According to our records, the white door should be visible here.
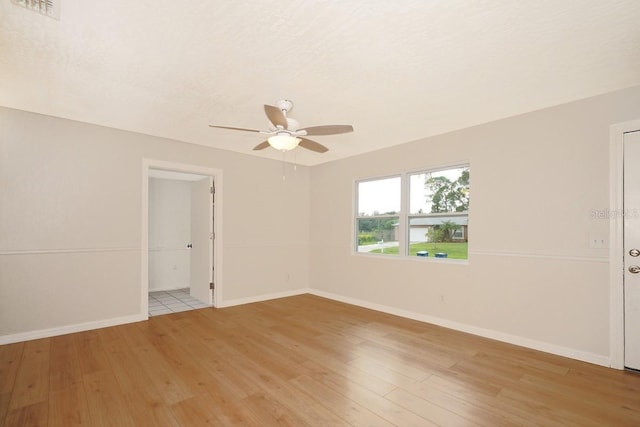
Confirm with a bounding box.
[190,176,213,305]
[623,130,640,370]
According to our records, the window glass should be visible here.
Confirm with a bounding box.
[357,177,401,216]
[410,167,469,214]
[408,166,469,259]
[356,177,400,255]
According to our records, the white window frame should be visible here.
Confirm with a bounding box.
[354,175,404,256]
[354,163,470,261]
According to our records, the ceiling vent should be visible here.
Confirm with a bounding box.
[11,0,59,20]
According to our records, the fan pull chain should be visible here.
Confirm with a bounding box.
[282,151,286,181]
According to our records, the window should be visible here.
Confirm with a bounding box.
[355,165,470,259]
[408,166,469,259]
[355,176,400,255]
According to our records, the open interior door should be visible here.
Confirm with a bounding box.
[624,130,640,370]
[190,176,213,305]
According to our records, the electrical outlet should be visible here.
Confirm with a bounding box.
[589,233,609,248]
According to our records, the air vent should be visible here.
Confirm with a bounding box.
[11,0,59,20]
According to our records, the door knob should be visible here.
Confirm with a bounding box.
[630,248,640,257]
[629,265,640,274]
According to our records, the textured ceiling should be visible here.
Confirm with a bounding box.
[1,1,639,166]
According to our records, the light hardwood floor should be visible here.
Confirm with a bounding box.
[1,294,640,426]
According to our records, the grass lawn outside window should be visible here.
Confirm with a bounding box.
[370,242,468,259]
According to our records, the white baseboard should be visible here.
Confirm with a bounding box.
[308,289,610,368]
[0,289,611,368]
[220,288,310,308]
[0,289,312,344]
[0,313,147,345]
[148,285,190,292]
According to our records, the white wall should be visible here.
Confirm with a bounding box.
[148,178,191,292]
[0,107,310,341]
[309,85,640,365]
[3,85,640,365]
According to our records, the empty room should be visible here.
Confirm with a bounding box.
[2,1,640,425]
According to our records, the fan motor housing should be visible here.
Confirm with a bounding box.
[276,99,293,113]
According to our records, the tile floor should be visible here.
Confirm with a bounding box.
[148,288,211,317]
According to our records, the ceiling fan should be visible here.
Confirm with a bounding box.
[209,100,354,153]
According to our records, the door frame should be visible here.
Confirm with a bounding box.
[609,119,640,369]
[141,159,223,317]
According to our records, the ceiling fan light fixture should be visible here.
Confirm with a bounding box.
[268,135,300,151]
[209,100,353,154]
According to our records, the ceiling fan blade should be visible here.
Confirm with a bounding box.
[253,141,271,151]
[298,138,329,153]
[302,125,353,136]
[264,105,288,129]
[209,124,261,133]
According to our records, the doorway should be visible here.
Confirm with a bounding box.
[141,159,222,318]
[610,120,640,370]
